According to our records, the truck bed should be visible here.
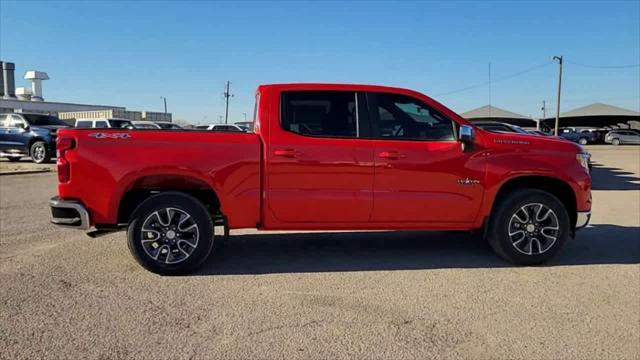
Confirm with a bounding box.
[56,129,261,228]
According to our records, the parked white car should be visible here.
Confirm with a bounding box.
[75,118,134,129]
[196,124,246,132]
[195,124,246,132]
[132,121,162,129]
[155,121,183,130]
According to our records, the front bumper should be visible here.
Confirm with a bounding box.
[576,211,591,230]
[49,196,90,230]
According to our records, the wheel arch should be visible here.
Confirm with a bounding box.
[116,174,223,224]
[490,175,577,231]
[27,136,47,150]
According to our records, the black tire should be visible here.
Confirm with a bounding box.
[488,189,570,265]
[612,138,620,146]
[127,191,214,275]
[7,157,21,162]
[30,141,51,164]
[578,137,588,145]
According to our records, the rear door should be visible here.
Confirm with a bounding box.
[366,92,485,224]
[622,131,640,144]
[265,90,375,223]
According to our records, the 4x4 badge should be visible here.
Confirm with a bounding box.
[457,178,480,185]
[89,133,130,139]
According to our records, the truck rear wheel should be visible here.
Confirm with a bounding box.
[127,192,214,275]
[488,189,570,265]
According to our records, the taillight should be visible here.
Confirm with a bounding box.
[57,138,75,183]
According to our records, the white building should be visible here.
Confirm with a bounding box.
[0,60,172,124]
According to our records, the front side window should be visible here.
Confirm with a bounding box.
[370,93,455,141]
[9,115,26,128]
[94,121,109,128]
[281,91,357,138]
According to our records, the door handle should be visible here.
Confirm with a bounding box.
[274,149,297,158]
[378,151,404,160]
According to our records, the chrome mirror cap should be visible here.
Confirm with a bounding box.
[459,125,474,143]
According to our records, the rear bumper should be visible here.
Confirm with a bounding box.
[576,211,591,230]
[49,196,90,230]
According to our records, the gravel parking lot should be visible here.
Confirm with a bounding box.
[1,146,638,359]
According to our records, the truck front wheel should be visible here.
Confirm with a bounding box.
[127,192,215,275]
[488,189,570,265]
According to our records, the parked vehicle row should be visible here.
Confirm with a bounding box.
[0,113,69,163]
[0,114,189,163]
[604,130,640,145]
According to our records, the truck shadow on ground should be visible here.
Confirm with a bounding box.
[590,162,640,190]
[197,224,639,275]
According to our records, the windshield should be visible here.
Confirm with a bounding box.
[22,114,68,126]
[109,119,134,129]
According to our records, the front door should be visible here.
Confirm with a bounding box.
[266,90,375,224]
[0,115,29,153]
[366,92,485,224]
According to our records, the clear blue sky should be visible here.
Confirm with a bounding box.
[1,0,638,123]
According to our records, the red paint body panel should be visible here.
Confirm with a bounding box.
[57,131,261,228]
[55,83,591,232]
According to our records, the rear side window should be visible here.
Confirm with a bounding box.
[76,121,92,128]
[281,91,357,138]
[369,93,455,141]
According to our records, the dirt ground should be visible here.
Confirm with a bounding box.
[0,145,638,359]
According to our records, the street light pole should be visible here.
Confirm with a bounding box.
[160,96,167,114]
[553,56,563,136]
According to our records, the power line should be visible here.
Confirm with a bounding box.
[434,61,553,97]
[565,60,640,69]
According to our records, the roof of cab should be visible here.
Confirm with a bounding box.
[257,83,425,97]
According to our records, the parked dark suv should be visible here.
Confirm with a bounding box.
[558,127,599,145]
[0,113,69,163]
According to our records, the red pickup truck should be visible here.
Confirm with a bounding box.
[50,83,592,274]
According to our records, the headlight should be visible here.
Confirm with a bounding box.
[576,153,590,171]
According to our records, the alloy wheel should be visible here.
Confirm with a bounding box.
[140,208,200,264]
[507,203,559,255]
[32,144,46,162]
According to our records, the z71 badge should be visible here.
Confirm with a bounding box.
[89,133,131,139]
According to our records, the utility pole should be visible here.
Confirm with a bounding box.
[160,96,167,114]
[553,56,563,136]
[488,62,492,118]
[539,100,546,130]
[223,81,234,124]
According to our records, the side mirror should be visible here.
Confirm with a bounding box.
[459,125,474,152]
[459,125,474,143]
